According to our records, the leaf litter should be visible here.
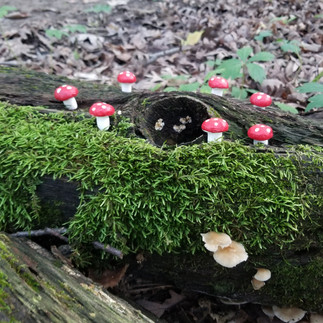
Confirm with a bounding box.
[0,0,322,321]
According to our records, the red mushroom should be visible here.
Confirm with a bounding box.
[117,71,136,93]
[208,76,229,96]
[54,85,79,110]
[250,92,272,108]
[89,102,115,131]
[247,124,273,145]
[201,118,229,142]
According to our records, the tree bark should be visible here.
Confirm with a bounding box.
[0,233,154,323]
[0,66,322,147]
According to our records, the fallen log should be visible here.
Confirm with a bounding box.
[0,65,322,147]
[0,66,322,314]
[0,233,154,322]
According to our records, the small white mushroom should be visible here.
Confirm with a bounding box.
[173,124,186,133]
[251,278,265,290]
[254,268,271,282]
[155,118,165,131]
[213,241,248,268]
[201,231,232,252]
[272,306,306,323]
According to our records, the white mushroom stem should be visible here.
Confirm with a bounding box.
[211,88,224,96]
[96,116,111,131]
[63,97,78,110]
[253,139,269,145]
[120,83,133,93]
[207,132,223,143]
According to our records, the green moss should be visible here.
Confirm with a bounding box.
[0,103,322,260]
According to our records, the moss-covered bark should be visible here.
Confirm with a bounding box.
[0,233,154,322]
[0,66,322,147]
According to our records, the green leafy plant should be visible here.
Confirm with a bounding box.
[0,5,16,18]
[254,30,273,42]
[278,39,300,55]
[45,24,87,40]
[274,102,298,114]
[297,82,323,112]
[85,4,112,13]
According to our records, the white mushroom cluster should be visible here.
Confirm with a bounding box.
[155,118,165,131]
[261,305,306,323]
[251,268,271,290]
[201,231,248,268]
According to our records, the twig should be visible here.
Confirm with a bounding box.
[92,241,123,259]
[145,47,181,66]
[10,227,123,259]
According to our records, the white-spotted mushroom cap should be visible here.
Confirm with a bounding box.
[251,278,265,290]
[213,241,248,268]
[272,306,306,323]
[247,124,273,142]
[208,76,229,89]
[201,118,229,134]
[250,92,272,107]
[201,231,232,252]
[117,71,136,83]
[89,102,115,117]
[54,84,78,101]
[254,268,271,282]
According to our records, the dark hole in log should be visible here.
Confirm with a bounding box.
[144,96,210,146]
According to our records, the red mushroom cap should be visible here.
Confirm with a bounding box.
[117,71,136,84]
[201,118,229,133]
[247,124,273,141]
[89,102,115,117]
[208,76,229,89]
[250,92,272,107]
[54,85,78,101]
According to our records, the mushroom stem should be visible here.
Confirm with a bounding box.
[211,88,224,97]
[120,83,133,93]
[253,139,269,145]
[207,132,223,143]
[96,116,111,131]
[63,97,78,110]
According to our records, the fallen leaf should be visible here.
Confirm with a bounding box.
[182,31,204,46]
[88,264,129,288]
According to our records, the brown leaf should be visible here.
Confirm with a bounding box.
[88,264,129,288]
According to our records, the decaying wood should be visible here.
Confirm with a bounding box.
[0,233,154,323]
[0,66,322,147]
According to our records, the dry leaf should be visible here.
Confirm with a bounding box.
[182,30,204,46]
[88,264,129,288]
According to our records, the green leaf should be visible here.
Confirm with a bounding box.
[217,59,242,80]
[246,63,266,83]
[65,24,87,33]
[179,82,201,92]
[248,51,275,62]
[86,4,112,13]
[200,84,212,94]
[305,94,323,112]
[274,102,298,114]
[45,29,69,40]
[254,30,273,42]
[231,86,248,99]
[297,82,323,93]
[237,46,253,62]
[204,70,217,83]
[280,40,300,54]
[163,87,178,92]
[0,6,17,18]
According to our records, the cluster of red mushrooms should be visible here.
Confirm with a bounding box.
[54,72,273,145]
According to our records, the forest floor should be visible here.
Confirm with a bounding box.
[0,0,322,322]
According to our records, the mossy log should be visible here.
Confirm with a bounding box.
[0,233,154,322]
[0,66,322,147]
[0,67,323,314]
